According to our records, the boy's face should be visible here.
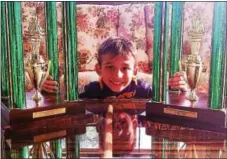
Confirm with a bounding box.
[96,53,137,92]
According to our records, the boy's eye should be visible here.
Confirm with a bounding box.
[105,65,114,69]
[122,67,130,71]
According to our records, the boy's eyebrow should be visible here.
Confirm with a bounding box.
[103,61,113,65]
[103,62,131,65]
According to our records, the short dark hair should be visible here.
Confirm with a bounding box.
[97,37,136,65]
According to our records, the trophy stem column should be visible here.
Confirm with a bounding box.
[63,1,78,101]
[62,2,80,159]
[6,2,29,158]
[162,2,171,102]
[45,2,62,158]
[209,2,227,109]
[46,2,59,86]
[1,1,11,106]
[152,2,163,102]
[170,2,183,78]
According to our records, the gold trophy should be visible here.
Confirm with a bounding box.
[180,17,204,101]
[24,11,51,102]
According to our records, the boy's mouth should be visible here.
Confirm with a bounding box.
[110,80,124,86]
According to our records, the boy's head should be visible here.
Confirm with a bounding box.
[95,37,137,92]
[113,112,137,153]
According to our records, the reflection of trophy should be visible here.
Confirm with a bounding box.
[25,11,51,102]
[180,17,204,101]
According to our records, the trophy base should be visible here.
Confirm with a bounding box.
[7,115,87,148]
[32,91,42,102]
[146,92,226,133]
[146,102,226,133]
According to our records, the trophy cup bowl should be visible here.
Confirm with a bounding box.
[25,55,51,102]
[179,27,204,101]
[181,54,202,101]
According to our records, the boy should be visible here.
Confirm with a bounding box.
[79,37,152,99]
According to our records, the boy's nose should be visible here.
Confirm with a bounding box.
[115,69,123,78]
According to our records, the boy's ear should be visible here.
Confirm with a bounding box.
[95,63,102,76]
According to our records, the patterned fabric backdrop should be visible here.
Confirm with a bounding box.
[21,2,214,92]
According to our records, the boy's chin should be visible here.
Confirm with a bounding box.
[110,87,125,93]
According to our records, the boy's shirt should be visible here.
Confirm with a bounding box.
[79,79,153,99]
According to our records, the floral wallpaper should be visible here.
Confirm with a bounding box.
[76,4,118,71]
[118,4,151,73]
[144,4,155,67]
[21,2,215,93]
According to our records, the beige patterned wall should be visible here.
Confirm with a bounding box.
[21,2,214,92]
[76,4,119,71]
[118,4,152,73]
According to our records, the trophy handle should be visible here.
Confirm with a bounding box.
[24,64,36,90]
[178,60,189,85]
[25,71,33,86]
[37,60,51,90]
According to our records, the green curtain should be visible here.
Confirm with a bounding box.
[162,2,171,102]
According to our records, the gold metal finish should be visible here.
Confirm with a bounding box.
[181,53,203,101]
